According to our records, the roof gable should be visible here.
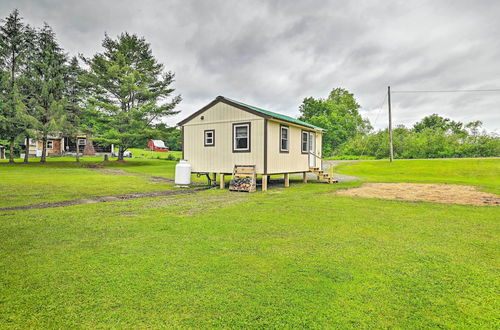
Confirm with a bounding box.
[178,96,325,131]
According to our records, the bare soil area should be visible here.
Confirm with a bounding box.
[92,168,174,182]
[337,183,500,206]
[0,188,208,211]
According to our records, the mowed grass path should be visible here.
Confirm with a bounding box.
[0,159,499,327]
[335,158,500,194]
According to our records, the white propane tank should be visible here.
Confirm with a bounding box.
[175,160,191,185]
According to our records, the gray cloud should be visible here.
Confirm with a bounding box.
[2,0,499,131]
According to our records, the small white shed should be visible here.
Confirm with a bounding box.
[178,96,331,190]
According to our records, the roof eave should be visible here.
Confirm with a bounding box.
[177,96,271,126]
[178,96,326,131]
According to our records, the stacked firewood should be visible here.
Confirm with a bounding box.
[229,176,256,192]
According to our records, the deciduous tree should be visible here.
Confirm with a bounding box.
[299,88,371,156]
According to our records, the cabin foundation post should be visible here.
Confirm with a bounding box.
[284,173,290,187]
[262,175,268,192]
[219,174,225,189]
[303,172,308,183]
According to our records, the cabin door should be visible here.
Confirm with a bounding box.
[308,132,316,168]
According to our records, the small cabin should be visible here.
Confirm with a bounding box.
[178,96,329,191]
[148,140,169,152]
[21,136,113,158]
[64,136,113,155]
[22,136,65,157]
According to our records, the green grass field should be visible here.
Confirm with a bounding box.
[335,158,500,194]
[128,148,182,160]
[0,158,498,327]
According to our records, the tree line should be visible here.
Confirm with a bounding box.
[0,9,181,163]
[299,88,500,159]
[2,9,497,163]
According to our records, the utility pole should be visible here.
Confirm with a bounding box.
[388,86,394,162]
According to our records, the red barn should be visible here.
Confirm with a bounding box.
[147,140,169,152]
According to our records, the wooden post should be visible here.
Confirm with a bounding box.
[303,172,308,183]
[262,175,268,192]
[284,173,290,187]
[388,86,394,162]
[219,174,225,189]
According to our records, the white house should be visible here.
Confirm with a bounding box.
[178,96,334,190]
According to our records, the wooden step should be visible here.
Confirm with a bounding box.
[309,168,338,184]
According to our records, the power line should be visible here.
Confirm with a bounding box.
[392,89,500,94]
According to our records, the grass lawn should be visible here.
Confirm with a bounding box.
[128,148,182,160]
[0,158,181,208]
[0,158,499,327]
[335,158,500,194]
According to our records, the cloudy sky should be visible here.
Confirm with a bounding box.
[2,0,499,132]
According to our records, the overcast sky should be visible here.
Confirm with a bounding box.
[2,0,499,132]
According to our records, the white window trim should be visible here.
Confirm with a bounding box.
[301,131,309,153]
[78,138,86,146]
[233,123,250,152]
[204,130,214,146]
[46,141,54,149]
[280,125,289,152]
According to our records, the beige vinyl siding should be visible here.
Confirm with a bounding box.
[183,102,265,173]
[266,120,321,174]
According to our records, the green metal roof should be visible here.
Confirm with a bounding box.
[222,96,325,131]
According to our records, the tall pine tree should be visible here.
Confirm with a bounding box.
[63,56,85,161]
[0,9,32,163]
[83,33,181,160]
[19,24,38,163]
[23,23,67,163]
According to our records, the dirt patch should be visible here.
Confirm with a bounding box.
[0,188,209,212]
[336,183,500,206]
[81,163,103,168]
[91,168,174,183]
[92,168,129,175]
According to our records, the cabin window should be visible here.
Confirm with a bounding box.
[204,130,215,146]
[280,125,289,152]
[301,131,309,153]
[78,138,86,146]
[233,122,250,152]
[46,141,53,149]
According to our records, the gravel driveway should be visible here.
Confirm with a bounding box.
[321,160,360,182]
[288,160,360,183]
